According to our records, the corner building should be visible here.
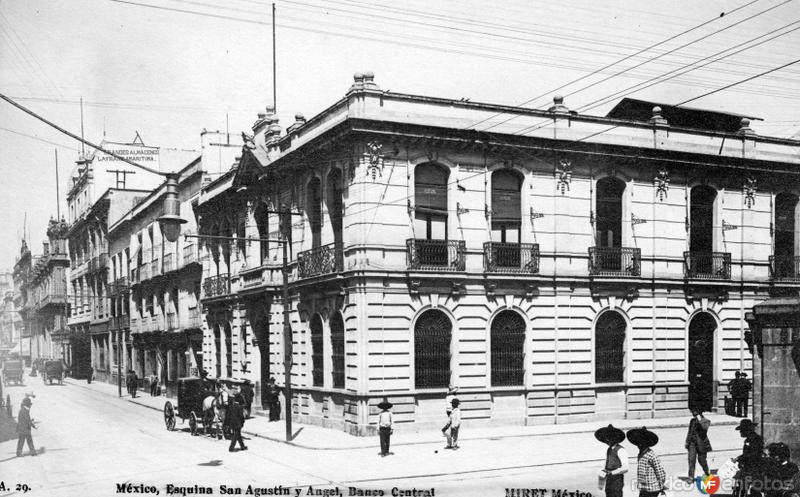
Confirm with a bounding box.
[199,73,800,435]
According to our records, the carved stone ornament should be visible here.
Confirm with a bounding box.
[365,140,384,180]
[743,176,757,208]
[241,132,256,150]
[556,159,572,194]
[654,168,669,201]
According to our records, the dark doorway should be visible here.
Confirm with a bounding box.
[688,312,716,412]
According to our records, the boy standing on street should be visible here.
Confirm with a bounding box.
[595,424,628,497]
[377,398,393,457]
[446,398,461,450]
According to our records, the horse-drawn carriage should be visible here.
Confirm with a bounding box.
[42,360,65,385]
[163,377,229,438]
[2,360,24,386]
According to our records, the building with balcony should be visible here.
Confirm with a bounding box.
[66,135,199,381]
[107,130,239,394]
[12,240,33,364]
[27,218,71,362]
[0,270,22,355]
[196,73,800,435]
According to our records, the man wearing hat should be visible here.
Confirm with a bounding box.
[227,395,247,453]
[627,427,666,497]
[16,396,37,457]
[734,419,764,497]
[595,424,629,497]
[735,372,752,418]
[686,408,712,480]
[764,443,798,497]
[445,398,462,450]
[377,398,393,457]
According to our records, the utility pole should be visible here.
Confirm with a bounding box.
[55,149,60,219]
[272,2,277,111]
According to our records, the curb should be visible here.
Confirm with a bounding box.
[64,379,741,451]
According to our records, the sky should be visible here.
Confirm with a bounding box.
[2,0,800,270]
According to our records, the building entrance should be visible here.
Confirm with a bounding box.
[688,313,716,411]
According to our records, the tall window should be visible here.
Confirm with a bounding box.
[255,203,269,264]
[307,178,323,249]
[690,186,716,253]
[214,323,221,378]
[490,310,526,386]
[775,193,798,276]
[310,314,324,387]
[326,169,343,247]
[596,177,625,248]
[224,323,232,378]
[330,312,345,389]
[414,309,451,389]
[595,311,626,383]
[491,170,522,243]
[414,163,449,240]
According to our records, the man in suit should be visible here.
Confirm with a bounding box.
[266,377,281,422]
[227,396,247,452]
[686,408,712,479]
[735,372,752,418]
[16,397,37,457]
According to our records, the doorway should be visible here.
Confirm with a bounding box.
[688,312,717,411]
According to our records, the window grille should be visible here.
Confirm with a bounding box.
[330,312,345,389]
[595,311,626,383]
[224,324,232,378]
[414,310,451,389]
[491,310,526,386]
[310,314,324,387]
[214,324,221,378]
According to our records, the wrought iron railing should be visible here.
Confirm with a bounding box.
[240,268,263,288]
[298,242,344,278]
[589,247,641,277]
[684,251,731,280]
[203,274,231,298]
[769,255,800,281]
[406,239,466,271]
[483,242,539,274]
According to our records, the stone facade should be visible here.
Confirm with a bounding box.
[196,74,800,435]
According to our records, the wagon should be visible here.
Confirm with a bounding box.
[2,360,24,386]
[42,360,65,385]
[163,377,224,438]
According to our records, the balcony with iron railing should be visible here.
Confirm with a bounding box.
[110,314,130,330]
[588,247,641,277]
[109,277,129,296]
[298,242,344,278]
[203,274,231,298]
[151,258,161,278]
[240,267,264,288]
[684,251,731,280]
[483,242,539,274]
[769,255,800,282]
[406,239,466,271]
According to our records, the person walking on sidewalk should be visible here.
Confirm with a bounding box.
[227,396,248,452]
[627,427,666,497]
[129,370,139,398]
[377,398,393,457]
[445,398,461,450]
[87,366,93,384]
[595,424,628,497]
[16,396,37,457]
[266,377,281,422]
[149,371,158,397]
[441,385,458,437]
[735,372,752,418]
[686,408,712,480]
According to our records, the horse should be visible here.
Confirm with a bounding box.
[201,388,229,439]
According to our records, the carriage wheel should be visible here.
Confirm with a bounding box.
[189,412,198,436]
[163,401,176,431]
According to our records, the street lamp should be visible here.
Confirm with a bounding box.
[157,174,187,243]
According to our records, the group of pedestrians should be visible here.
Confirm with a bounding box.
[126,370,139,398]
[596,411,800,497]
[728,371,753,417]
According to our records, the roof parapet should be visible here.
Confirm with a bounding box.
[649,106,669,126]
[548,95,570,114]
[737,118,756,136]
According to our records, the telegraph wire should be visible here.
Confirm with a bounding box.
[0,127,81,152]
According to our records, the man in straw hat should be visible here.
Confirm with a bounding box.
[16,396,37,457]
[627,427,666,497]
[733,419,764,497]
[377,398,393,457]
[595,424,629,497]
[686,408,712,480]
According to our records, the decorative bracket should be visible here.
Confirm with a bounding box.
[723,220,739,232]
[484,281,497,298]
[743,176,757,208]
[654,168,670,201]
[451,282,466,298]
[456,203,469,216]
[556,159,572,194]
[631,213,647,226]
[525,284,538,300]
[530,208,545,222]
[408,279,422,296]
[365,140,384,180]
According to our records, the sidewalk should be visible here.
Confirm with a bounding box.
[65,378,741,450]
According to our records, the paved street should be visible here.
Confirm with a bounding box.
[1,377,745,497]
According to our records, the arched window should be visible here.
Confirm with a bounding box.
[491,169,522,243]
[490,310,526,386]
[414,309,451,389]
[310,314,324,387]
[596,177,625,248]
[688,312,717,412]
[307,177,322,249]
[595,311,626,383]
[414,163,449,240]
[330,312,345,389]
[254,203,269,264]
[775,193,799,278]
